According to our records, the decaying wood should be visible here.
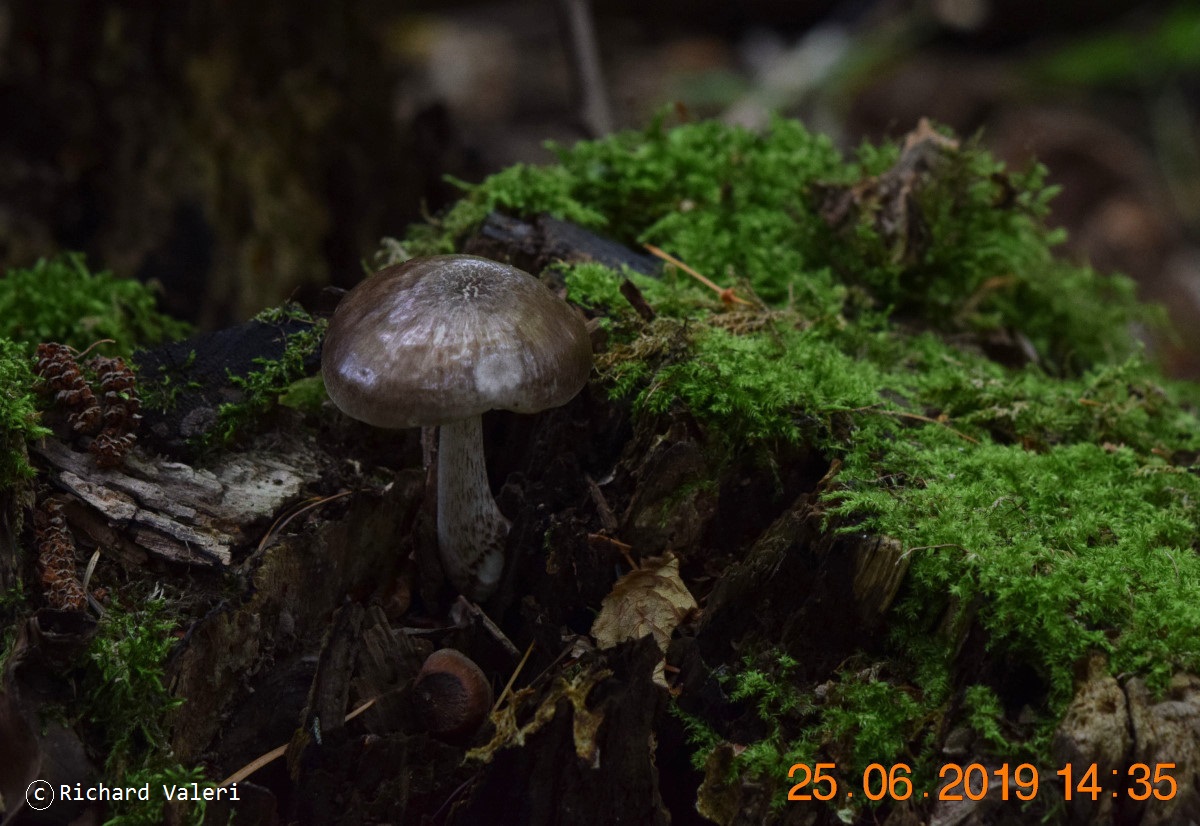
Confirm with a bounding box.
[169,469,425,764]
[33,435,319,567]
[851,534,911,631]
[353,605,428,733]
[1048,656,1200,825]
[0,611,100,824]
[463,212,661,279]
[298,601,365,746]
[816,117,960,265]
[1124,675,1200,825]
[697,489,827,656]
[1051,654,1131,826]
[619,421,716,555]
[283,603,469,823]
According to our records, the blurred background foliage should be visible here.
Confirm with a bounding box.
[1,0,1198,374]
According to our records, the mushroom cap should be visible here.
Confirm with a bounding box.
[322,255,593,428]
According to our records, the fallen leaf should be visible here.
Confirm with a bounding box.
[591,554,698,686]
[467,666,612,764]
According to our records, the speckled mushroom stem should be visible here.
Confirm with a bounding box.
[437,415,511,600]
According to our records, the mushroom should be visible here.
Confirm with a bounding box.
[412,647,493,742]
[321,254,592,599]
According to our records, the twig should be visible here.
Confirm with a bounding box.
[82,548,105,617]
[221,744,287,787]
[74,338,117,359]
[851,405,980,445]
[493,640,535,713]
[220,695,380,786]
[644,244,753,307]
[256,490,354,552]
[587,533,637,569]
[585,474,619,533]
[901,543,967,560]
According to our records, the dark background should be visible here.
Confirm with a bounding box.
[1,0,1198,375]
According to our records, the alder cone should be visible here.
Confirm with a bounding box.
[33,498,87,612]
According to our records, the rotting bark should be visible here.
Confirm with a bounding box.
[33,435,322,568]
[168,468,425,765]
[463,212,662,281]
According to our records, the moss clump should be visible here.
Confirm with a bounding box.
[410,115,1149,372]
[81,599,208,825]
[84,599,183,777]
[0,253,189,357]
[408,116,1200,814]
[680,653,942,816]
[205,304,326,448]
[0,338,51,489]
[835,435,1200,699]
[140,349,200,415]
[718,653,820,791]
[0,253,187,487]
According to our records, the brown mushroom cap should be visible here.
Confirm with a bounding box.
[322,255,593,428]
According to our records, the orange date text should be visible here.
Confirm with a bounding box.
[786,762,1179,803]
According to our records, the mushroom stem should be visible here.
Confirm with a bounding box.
[436,416,511,599]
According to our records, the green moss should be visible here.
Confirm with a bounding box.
[277,374,329,412]
[0,338,51,489]
[834,435,1200,702]
[140,350,200,414]
[205,304,327,447]
[83,599,183,777]
[78,599,207,826]
[962,685,1013,753]
[0,253,189,356]
[0,580,29,670]
[821,673,933,783]
[670,704,723,772]
[691,652,821,805]
[928,357,1200,451]
[102,764,209,826]
[702,652,939,814]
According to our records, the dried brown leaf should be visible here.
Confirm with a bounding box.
[591,554,697,653]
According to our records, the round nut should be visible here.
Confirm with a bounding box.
[412,648,493,742]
